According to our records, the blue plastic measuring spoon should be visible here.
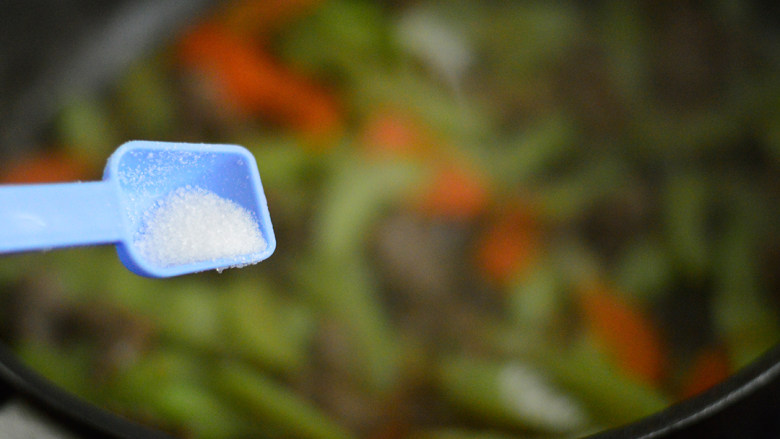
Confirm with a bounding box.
[0,140,275,278]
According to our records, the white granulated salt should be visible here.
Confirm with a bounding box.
[136,186,266,267]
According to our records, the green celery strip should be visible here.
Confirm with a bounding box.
[536,338,669,427]
[437,355,588,433]
[297,253,400,393]
[215,361,354,439]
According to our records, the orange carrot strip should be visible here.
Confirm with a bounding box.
[359,111,434,160]
[578,282,666,385]
[412,160,490,220]
[1,151,90,184]
[680,346,731,399]
[474,205,539,286]
[177,23,342,141]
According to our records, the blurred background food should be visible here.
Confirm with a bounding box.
[1,1,779,438]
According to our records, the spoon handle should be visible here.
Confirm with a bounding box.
[0,181,122,253]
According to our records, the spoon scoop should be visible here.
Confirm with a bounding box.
[0,140,276,277]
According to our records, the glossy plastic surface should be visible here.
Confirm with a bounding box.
[0,140,275,277]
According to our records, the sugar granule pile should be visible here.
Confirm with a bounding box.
[136,186,266,267]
